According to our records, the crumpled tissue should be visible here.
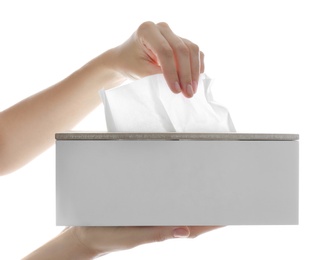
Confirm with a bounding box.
[100,74,235,132]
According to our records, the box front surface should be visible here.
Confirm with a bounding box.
[56,134,298,226]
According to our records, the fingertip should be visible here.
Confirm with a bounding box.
[186,83,194,98]
[167,81,181,94]
[192,80,198,94]
[173,227,190,238]
[181,83,194,98]
[200,51,205,73]
[173,81,182,93]
[149,226,190,242]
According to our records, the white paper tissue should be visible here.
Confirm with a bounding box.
[100,74,235,132]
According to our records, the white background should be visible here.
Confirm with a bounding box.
[0,0,331,259]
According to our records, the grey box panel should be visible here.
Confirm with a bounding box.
[56,140,298,226]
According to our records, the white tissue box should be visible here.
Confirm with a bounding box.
[56,132,299,226]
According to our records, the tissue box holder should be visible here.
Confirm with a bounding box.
[56,132,299,226]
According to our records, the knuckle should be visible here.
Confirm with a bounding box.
[190,43,200,54]
[137,21,155,35]
[157,22,170,29]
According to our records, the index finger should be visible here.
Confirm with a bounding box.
[157,23,195,98]
[136,22,181,94]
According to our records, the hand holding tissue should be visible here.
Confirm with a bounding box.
[100,74,235,133]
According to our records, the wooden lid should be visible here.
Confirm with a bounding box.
[55,132,299,141]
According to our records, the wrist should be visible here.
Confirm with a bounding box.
[101,41,143,80]
[81,48,126,91]
[96,48,126,80]
[23,227,99,260]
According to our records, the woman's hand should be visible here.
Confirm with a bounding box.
[23,226,221,259]
[110,21,205,98]
[72,226,221,257]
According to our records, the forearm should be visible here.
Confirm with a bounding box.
[0,49,125,175]
[22,227,99,260]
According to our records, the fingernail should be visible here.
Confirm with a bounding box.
[173,228,190,238]
[174,81,181,93]
[192,81,198,94]
[186,84,194,97]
